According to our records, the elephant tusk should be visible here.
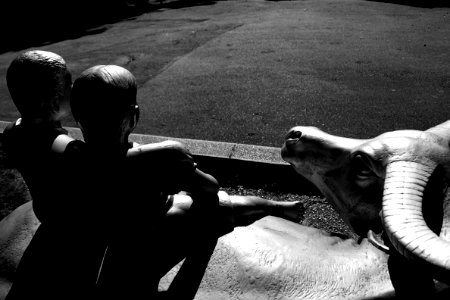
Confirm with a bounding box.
[368,230,390,254]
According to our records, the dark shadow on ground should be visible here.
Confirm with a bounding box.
[366,0,450,8]
[0,134,31,220]
[150,0,218,10]
[194,156,321,196]
[160,238,217,300]
[0,0,218,54]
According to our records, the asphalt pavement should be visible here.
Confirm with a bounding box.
[0,0,449,147]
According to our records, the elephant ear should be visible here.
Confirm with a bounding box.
[382,159,450,283]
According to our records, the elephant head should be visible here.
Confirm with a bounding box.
[281,120,450,283]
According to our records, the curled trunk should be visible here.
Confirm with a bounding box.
[382,160,450,282]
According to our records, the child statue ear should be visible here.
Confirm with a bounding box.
[129,104,140,130]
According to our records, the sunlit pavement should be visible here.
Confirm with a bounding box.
[0,0,449,147]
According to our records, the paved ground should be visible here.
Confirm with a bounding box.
[0,0,449,147]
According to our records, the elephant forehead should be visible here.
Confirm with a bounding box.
[357,132,450,162]
[377,130,448,148]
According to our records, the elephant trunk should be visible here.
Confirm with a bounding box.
[382,160,450,279]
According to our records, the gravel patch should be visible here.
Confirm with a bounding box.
[221,185,357,240]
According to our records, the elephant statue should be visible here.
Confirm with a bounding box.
[0,198,394,299]
[282,119,450,297]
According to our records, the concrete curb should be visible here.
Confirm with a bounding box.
[0,121,318,194]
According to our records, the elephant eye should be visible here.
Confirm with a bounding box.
[352,154,375,178]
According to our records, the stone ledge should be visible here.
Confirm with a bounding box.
[0,121,286,165]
